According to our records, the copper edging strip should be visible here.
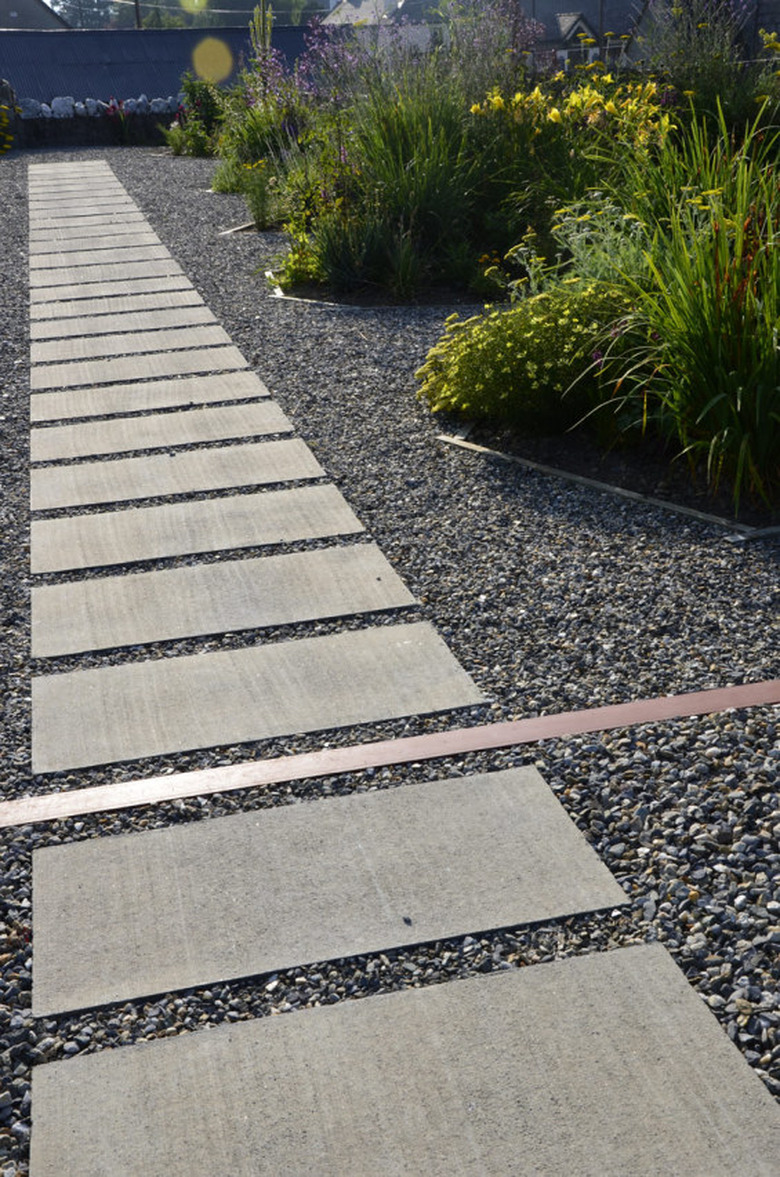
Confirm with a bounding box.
[3,679,778,828]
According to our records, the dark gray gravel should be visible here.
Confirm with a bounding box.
[0,146,778,1174]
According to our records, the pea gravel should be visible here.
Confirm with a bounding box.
[0,147,778,1175]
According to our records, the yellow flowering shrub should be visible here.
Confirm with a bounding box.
[470,74,674,151]
[416,281,632,433]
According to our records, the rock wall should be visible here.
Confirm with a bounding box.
[3,82,181,149]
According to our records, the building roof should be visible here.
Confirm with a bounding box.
[323,0,388,25]
[0,25,307,102]
[521,3,636,43]
[324,0,639,37]
[0,0,68,30]
[555,12,596,41]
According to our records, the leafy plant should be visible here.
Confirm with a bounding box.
[634,0,758,130]
[211,155,245,193]
[592,107,780,511]
[0,104,15,157]
[163,73,225,157]
[416,281,633,432]
[242,160,280,229]
[466,71,676,259]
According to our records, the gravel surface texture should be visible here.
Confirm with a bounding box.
[1,147,778,1174]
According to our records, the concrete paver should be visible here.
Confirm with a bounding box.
[29,943,780,1176]
[30,371,270,422]
[29,289,206,321]
[30,437,319,511]
[28,193,130,205]
[31,483,364,572]
[28,231,162,256]
[27,214,148,234]
[30,275,193,302]
[28,259,185,287]
[28,197,138,213]
[31,323,232,364]
[30,163,111,174]
[29,180,126,190]
[32,768,625,1013]
[29,345,248,390]
[29,245,170,270]
[31,620,483,772]
[31,543,414,656]
[28,204,138,222]
[31,401,292,461]
[29,226,162,248]
[30,305,218,340]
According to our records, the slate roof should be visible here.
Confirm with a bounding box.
[524,3,638,42]
[0,25,307,102]
[0,0,67,30]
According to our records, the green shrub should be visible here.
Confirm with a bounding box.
[180,73,224,137]
[163,113,214,157]
[416,281,633,432]
[163,73,225,157]
[211,156,245,193]
[633,0,757,130]
[241,160,281,229]
[594,107,780,511]
[162,120,187,155]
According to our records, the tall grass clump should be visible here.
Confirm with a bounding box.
[635,0,780,135]
[227,1,547,295]
[635,0,754,128]
[308,79,474,294]
[581,108,780,511]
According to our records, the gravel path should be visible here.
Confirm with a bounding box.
[1,146,778,1174]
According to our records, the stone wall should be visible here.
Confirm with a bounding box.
[4,84,180,149]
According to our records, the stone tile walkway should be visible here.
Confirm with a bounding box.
[30,369,270,421]
[30,944,780,1176]
[30,399,293,459]
[31,543,414,657]
[30,437,320,509]
[25,160,780,1173]
[32,767,626,1015]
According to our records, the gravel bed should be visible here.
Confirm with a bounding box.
[0,146,778,1173]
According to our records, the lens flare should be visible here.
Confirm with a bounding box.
[192,38,234,84]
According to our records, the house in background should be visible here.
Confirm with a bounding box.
[323,0,641,64]
[0,0,68,29]
[323,2,780,60]
[323,0,639,44]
